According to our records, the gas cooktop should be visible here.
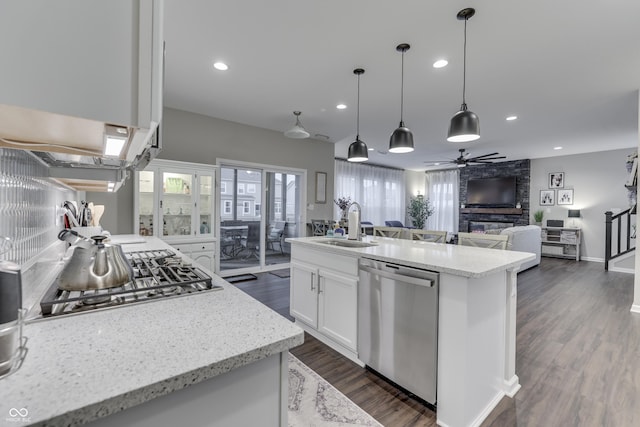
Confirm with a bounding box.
[39,249,222,318]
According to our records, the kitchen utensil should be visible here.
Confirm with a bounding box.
[92,205,105,227]
[88,202,95,225]
[57,230,134,291]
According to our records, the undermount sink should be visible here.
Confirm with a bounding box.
[317,239,378,248]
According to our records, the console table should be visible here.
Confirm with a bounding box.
[541,227,581,261]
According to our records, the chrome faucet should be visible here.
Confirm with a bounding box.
[348,201,362,241]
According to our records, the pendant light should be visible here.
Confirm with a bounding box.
[389,43,414,153]
[348,68,368,162]
[284,111,310,139]
[447,8,480,143]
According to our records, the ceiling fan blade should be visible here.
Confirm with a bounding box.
[468,152,500,160]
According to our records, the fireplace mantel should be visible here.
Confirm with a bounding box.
[460,208,523,215]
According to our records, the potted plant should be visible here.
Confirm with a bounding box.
[533,210,544,226]
[407,195,434,229]
[334,196,352,224]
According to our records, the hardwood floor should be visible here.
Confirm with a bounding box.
[233,260,639,427]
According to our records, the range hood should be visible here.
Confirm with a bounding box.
[0,104,161,192]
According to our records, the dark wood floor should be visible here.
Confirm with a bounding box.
[233,260,639,427]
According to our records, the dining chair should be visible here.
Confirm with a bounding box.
[311,219,327,236]
[241,222,261,258]
[267,221,286,254]
[457,232,509,250]
[410,229,447,243]
[373,226,404,238]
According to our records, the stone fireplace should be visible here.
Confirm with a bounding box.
[468,221,514,233]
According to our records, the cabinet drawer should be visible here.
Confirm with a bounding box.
[171,243,193,254]
[192,242,215,253]
[292,246,358,276]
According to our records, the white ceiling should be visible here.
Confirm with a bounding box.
[163,0,640,171]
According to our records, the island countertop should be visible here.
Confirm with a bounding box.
[0,237,303,426]
[286,236,535,277]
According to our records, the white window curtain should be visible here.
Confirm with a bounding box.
[425,169,459,234]
[334,160,405,226]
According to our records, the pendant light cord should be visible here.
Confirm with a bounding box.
[400,49,405,122]
[356,73,361,139]
[462,17,467,106]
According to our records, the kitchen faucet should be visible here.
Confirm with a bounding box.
[348,201,362,241]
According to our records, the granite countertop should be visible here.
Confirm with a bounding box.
[286,236,535,278]
[0,237,303,426]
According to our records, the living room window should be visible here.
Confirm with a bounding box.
[334,159,405,225]
[425,169,459,233]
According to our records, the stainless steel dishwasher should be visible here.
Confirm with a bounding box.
[358,258,439,405]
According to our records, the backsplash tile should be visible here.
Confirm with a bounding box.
[0,148,75,265]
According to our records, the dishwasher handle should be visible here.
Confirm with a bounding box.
[360,265,435,288]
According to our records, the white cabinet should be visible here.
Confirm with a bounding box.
[172,242,216,273]
[135,159,216,269]
[290,247,359,361]
[0,0,163,132]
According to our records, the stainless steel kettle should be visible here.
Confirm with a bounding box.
[57,230,134,291]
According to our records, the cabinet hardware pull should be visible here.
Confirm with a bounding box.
[311,273,315,291]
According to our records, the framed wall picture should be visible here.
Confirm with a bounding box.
[557,189,574,205]
[315,171,327,204]
[549,172,564,189]
[540,190,555,206]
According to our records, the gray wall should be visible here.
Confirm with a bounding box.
[530,148,633,261]
[94,108,336,234]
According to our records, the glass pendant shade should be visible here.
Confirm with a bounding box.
[389,122,414,153]
[447,103,480,142]
[284,111,310,139]
[348,137,368,162]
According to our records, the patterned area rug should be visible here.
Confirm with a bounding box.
[288,354,383,427]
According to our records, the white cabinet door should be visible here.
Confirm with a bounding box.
[318,269,358,351]
[193,252,214,273]
[290,262,319,328]
[0,0,163,129]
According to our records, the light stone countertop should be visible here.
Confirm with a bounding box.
[0,237,303,426]
[286,236,536,277]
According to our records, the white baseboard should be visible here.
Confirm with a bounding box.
[504,375,521,397]
[581,257,604,263]
[609,266,635,274]
[631,304,640,314]
[469,391,505,427]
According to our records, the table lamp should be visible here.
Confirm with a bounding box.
[568,209,581,226]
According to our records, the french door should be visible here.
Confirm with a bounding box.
[217,160,305,277]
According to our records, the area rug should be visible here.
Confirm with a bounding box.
[288,354,383,427]
[270,269,291,278]
[225,273,257,283]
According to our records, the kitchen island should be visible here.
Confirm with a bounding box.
[1,237,303,427]
[287,236,535,427]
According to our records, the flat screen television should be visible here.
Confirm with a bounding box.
[466,176,517,207]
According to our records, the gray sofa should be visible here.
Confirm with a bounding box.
[499,225,541,271]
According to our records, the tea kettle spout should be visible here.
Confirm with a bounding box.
[92,236,110,277]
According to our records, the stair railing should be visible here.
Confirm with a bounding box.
[604,208,636,270]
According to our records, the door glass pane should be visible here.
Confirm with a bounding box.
[162,172,192,236]
[199,174,213,235]
[220,167,262,271]
[265,172,301,266]
[138,170,154,236]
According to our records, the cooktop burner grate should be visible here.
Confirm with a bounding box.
[40,249,222,317]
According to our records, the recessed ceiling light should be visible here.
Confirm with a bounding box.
[213,61,228,71]
[336,104,347,110]
[433,59,448,68]
[434,162,441,165]
[554,146,563,150]
[368,147,375,151]
[506,115,518,121]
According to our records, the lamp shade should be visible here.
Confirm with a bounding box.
[447,104,480,142]
[284,111,310,139]
[568,209,581,218]
[389,122,414,153]
[348,138,368,162]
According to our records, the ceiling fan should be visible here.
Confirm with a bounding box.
[425,149,506,167]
